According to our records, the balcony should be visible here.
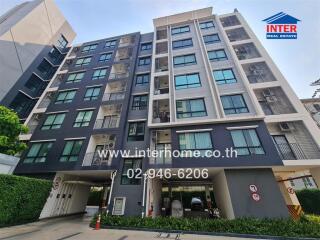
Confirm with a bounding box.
[109,63,130,80]
[254,87,296,115]
[38,92,56,109]
[153,99,170,123]
[150,129,172,165]
[48,47,65,65]
[114,47,133,62]
[156,28,167,40]
[154,75,169,95]
[102,92,125,102]
[82,134,116,166]
[94,104,121,129]
[156,42,168,55]
[50,73,65,88]
[226,27,250,42]
[67,46,80,58]
[155,57,168,72]
[233,43,261,60]
[118,35,135,48]
[220,15,241,27]
[275,143,307,160]
[242,62,276,83]
[103,81,126,102]
[60,59,74,71]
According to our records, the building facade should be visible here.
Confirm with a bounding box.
[11,6,320,219]
[301,98,320,128]
[0,0,75,120]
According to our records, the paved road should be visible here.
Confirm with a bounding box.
[0,215,258,240]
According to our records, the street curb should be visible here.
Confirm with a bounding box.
[91,225,319,240]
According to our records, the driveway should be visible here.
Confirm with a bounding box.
[0,215,259,240]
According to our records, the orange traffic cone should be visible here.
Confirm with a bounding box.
[95,214,101,230]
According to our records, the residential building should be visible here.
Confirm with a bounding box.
[301,98,320,128]
[0,0,75,120]
[11,6,320,220]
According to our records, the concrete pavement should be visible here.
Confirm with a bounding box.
[0,215,258,240]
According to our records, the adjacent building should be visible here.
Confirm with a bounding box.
[0,0,75,120]
[302,98,320,128]
[10,5,320,219]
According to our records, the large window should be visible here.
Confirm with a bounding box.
[138,56,151,66]
[178,132,213,155]
[230,129,264,156]
[24,142,53,163]
[9,93,35,118]
[121,159,142,185]
[128,122,145,141]
[57,35,68,49]
[213,69,237,85]
[221,94,249,114]
[37,59,55,79]
[73,110,93,127]
[208,49,227,61]
[175,73,201,90]
[55,90,76,104]
[41,113,66,130]
[141,42,152,51]
[99,53,112,62]
[105,40,117,48]
[66,72,85,83]
[176,98,207,119]
[92,68,107,80]
[82,44,97,53]
[132,95,148,110]
[60,140,83,162]
[203,34,220,44]
[173,54,196,67]
[84,87,101,101]
[75,57,92,67]
[172,38,193,49]
[171,26,190,35]
[199,21,214,29]
[136,73,149,86]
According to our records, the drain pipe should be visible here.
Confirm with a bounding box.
[106,170,117,215]
[142,173,148,218]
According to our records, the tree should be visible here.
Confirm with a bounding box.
[0,106,28,155]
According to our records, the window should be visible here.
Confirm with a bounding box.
[173,54,196,67]
[128,122,145,141]
[55,90,76,104]
[213,69,237,85]
[59,140,83,162]
[41,113,66,130]
[175,73,201,90]
[138,56,151,66]
[66,72,85,83]
[314,104,320,112]
[141,42,152,51]
[24,142,53,163]
[121,159,142,184]
[221,94,248,114]
[99,53,112,62]
[57,34,68,49]
[37,59,55,79]
[84,87,101,101]
[136,73,149,86]
[171,26,190,35]
[9,93,35,118]
[199,21,214,29]
[92,68,107,80]
[82,44,97,53]
[230,129,264,156]
[203,34,220,44]
[132,95,148,110]
[176,98,207,118]
[178,132,213,155]
[208,49,227,61]
[105,40,117,48]
[172,38,193,49]
[75,57,92,67]
[73,110,93,127]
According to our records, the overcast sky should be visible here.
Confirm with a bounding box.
[1,0,319,98]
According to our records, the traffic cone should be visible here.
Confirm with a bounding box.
[95,214,101,230]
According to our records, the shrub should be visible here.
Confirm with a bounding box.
[93,215,320,238]
[296,189,320,215]
[0,174,52,227]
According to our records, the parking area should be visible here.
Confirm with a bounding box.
[0,215,254,240]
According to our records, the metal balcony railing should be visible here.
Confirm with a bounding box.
[82,152,111,166]
[38,98,52,108]
[275,143,307,160]
[109,72,129,80]
[154,88,169,95]
[94,116,120,129]
[102,92,125,101]
[114,56,132,62]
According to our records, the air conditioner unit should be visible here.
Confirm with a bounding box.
[279,122,295,132]
[265,96,278,103]
[262,89,273,97]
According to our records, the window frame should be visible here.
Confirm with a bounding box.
[171,25,190,35]
[178,132,213,152]
[127,122,145,141]
[99,53,112,62]
[132,95,148,110]
[81,44,98,53]
[66,72,85,83]
[173,54,197,67]
[75,57,92,67]
[84,87,101,101]
[55,90,76,104]
[208,49,228,62]
[213,69,237,85]
[172,38,193,49]
[73,110,93,127]
[135,73,150,86]
[57,34,68,49]
[140,42,152,51]
[41,113,66,130]
[92,68,107,80]
[105,40,117,48]
[59,140,84,162]
[176,98,207,119]
[174,73,201,90]
[221,94,249,115]
[138,56,151,66]
[23,142,54,163]
[121,158,142,185]
[203,34,220,44]
[199,21,215,29]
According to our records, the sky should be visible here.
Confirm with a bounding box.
[1,0,320,99]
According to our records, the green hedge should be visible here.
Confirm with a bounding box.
[93,215,320,238]
[0,174,52,227]
[296,189,320,215]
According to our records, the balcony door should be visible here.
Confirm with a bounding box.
[93,144,110,165]
[272,135,296,160]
